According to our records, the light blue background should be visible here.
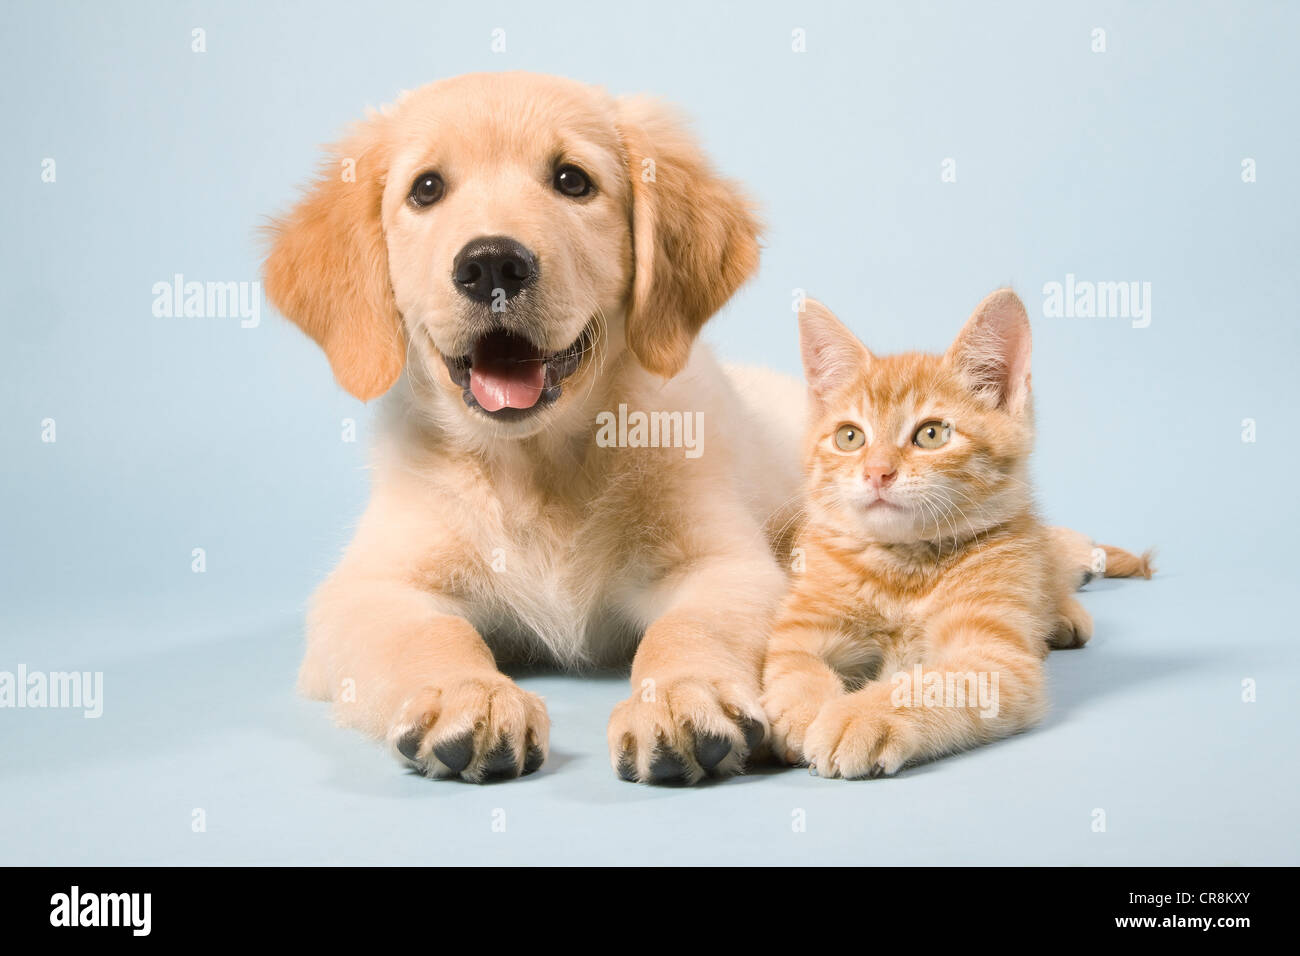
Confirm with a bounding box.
[2,0,1296,864]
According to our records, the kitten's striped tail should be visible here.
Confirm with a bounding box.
[1048,526,1155,589]
[1097,544,1155,580]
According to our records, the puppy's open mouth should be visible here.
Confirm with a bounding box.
[442,326,590,420]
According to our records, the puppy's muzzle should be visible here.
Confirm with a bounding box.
[453,235,538,303]
[443,325,589,421]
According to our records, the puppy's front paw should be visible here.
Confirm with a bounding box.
[804,693,919,780]
[389,675,549,783]
[607,676,766,784]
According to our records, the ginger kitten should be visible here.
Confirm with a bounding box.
[762,289,1152,778]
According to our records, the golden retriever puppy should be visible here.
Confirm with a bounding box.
[263,72,805,784]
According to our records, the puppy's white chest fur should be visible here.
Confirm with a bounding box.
[478,519,609,666]
[459,457,631,668]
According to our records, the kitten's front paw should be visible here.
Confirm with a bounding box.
[762,686,827,766]
[607,676,766,784]
[761,668,844,765]
[804,693,920,779]
[1047,596,1094,650]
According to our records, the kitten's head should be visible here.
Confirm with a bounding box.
[798,289,1035,546]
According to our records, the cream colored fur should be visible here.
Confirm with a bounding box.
[265,72,800,783]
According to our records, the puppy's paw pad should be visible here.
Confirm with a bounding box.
[432,731,476,773]
[648,745,692,784]
[692,732,733,771]
[395,727,427,763]
[615,743,638,782]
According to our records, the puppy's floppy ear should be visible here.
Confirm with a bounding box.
[263,114,404,401]
[946,288,1032,414]
[616,97,762,379]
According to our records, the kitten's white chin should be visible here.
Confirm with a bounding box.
[852,504,927,544]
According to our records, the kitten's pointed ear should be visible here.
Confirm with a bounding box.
[946,288,1032,414]
[798,299,869,405]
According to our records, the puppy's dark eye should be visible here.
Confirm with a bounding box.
[409,172,445,207]
[554,165,593,198]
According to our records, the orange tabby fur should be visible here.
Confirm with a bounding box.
[761,290,1151,778]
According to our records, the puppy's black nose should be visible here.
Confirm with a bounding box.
[453,236,537,304]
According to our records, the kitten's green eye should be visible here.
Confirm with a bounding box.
[913,420,952,449]
[834,424,867,451]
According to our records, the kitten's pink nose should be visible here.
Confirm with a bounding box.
[865,460,898,489]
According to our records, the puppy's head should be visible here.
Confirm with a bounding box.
[264,72,760,437]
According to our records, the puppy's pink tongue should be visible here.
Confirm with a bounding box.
[470,361,545,412]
